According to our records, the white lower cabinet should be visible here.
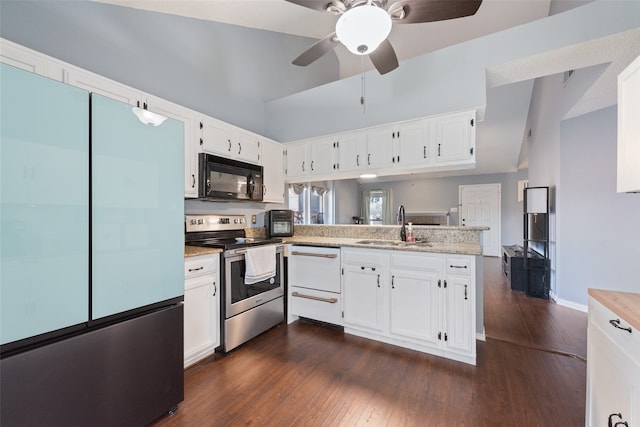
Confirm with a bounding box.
[342,260,386,332]
[586,294,640,427]
[341,248,476,365]
[390,255,442,346]
[183,254,220,368]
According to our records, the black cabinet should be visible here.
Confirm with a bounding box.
[502,245,550,296]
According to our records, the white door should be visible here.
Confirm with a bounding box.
[459,184,501,257]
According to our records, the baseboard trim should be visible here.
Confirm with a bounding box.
[554,296,588,313]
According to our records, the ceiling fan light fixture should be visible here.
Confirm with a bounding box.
[335,5,392,55]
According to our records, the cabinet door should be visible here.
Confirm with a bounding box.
[184,274,218,367]
[201,117,233,157]
[433,111,475,163]
[397,119,430,167]
[309,137,335,176]
[342,264,384,331]
[366,127,394,170]
[389,269,440,345]
[262,139,285,203]
[235,129,261,164]
[337,132,365,173]
[284,143,308,180]
[444,276,473,354]
[146,95,198,198]
[587,324,638,427]
[66,68,140,106]
[617,54,640,193]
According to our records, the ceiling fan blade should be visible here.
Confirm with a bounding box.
[369,39,399,75]
[389,0,482,24]
[292,32,339,66]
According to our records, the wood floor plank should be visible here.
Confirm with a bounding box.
[152,257,586,427]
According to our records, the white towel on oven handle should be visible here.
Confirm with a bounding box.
[244,245,276,285]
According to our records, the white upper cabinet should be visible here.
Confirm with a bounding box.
[0,40,65,81]
[395,119,431,167]
[262,138,285,203]
[617,54,640,193]
[234,129,261,164]
[284,109,476,182]
[309,137,336,176]
[200,116,234,157]
[432,110,476,164]
[336,131,366,173]
[284,142,308,179]
[366,127,395,170]
[200,117,261,165]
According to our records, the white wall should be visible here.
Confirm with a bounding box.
[556,106,640,306]
[527,70,640,309]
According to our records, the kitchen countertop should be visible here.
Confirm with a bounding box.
[589,288,640,332]
[184,245,223,258]
[282,236,483,256]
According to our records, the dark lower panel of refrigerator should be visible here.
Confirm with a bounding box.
[1,303,184,427]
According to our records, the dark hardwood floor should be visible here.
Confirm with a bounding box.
[153,257,587,427]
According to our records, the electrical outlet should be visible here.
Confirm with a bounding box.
[450,207,458,213]
[251,214,257,224]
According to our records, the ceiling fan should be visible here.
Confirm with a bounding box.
[286,0,483,74]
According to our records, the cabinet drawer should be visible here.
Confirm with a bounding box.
[184,254,218,279]
[590,297,640,365]
[291,286,342,326]
[289,246,341,293]
[391,253,440,272]
[446,256,472,276]
[342,248,384,266]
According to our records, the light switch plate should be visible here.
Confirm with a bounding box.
[450,207,458,213]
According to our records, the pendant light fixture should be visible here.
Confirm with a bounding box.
[335,2,392,55]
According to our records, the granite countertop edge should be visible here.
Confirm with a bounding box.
[184,245,223,258]
[282,237,482,256]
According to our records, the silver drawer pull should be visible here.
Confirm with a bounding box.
[450,265,468,269]
[188,266,204,272]
[609,318,632,334]
[291,251,337,259]
[292,291,338,304]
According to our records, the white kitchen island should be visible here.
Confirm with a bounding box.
[284,224,485,366]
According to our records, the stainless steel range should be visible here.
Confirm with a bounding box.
[185,214,284,352]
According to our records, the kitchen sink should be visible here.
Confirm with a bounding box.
[356,240,431,248]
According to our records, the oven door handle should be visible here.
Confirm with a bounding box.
[292,291,338,304]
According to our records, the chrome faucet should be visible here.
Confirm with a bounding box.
[397,205,406,241]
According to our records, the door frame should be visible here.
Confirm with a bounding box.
[458,183,501,257]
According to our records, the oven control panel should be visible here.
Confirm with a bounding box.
[185,214,246,232]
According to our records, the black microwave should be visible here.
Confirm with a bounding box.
[265,210,294,238]
[198,153,263,202]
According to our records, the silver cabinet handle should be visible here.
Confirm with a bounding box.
[188,266,204,272]
[238,142,242,155]
[292,291,338,304]
[302,161,305,172]
[213,281,217,296]
[191,174,196,188]
[228,139,232,151]
[450,265,468,269]
[291,251,337,259]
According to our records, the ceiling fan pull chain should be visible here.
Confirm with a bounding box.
[360,55,366,114]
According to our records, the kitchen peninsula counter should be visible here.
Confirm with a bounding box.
[283,224,487,256]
